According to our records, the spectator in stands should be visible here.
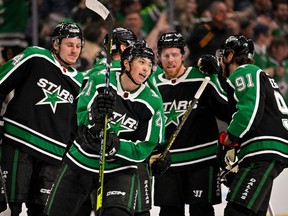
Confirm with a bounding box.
[187,1,230,62]
[266,36,288,104]
[118,0,166,35]
[71,0,102,27]
[173,0,198,41]
[123,9,170,53]
[225,17,241,35]
[272,0,288,40]
[252,23,273,72]
[39,0,73,20]
[123,11,147,41]
[239,0,273,19]
[239,18,256,39]
[77,21,108,71]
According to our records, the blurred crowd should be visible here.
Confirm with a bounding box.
[0,0,288,101]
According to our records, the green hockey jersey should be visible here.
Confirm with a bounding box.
[65,71,164,175]
[226,64,288,165]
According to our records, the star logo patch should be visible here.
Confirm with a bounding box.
[164,103,186,127]
[109,113,137,135]
[36,86,70,113]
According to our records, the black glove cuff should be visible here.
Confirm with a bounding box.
[106,133,120,159]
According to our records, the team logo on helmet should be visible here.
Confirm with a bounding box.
[52,22,84,46]
[157,32,186,54]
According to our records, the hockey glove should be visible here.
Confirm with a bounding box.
[195,54,220,75]
[76,125,101,152]
[88,88,116,131]
[0,116,4,141]
[216,131,239,185]
[149,142,172,176]
[105,132,120,161]
[76,125,120,158]
[220,172,236,188]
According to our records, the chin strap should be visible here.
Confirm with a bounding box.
[55,52,73,67]
[124,69,141,86]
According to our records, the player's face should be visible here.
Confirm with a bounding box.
[56,38,82,65]
[160,47,184,79]
[129,57,153,84]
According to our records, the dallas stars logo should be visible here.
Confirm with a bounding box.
[109,113,137,135]
[36,86,70,113]
[164,100,188,127]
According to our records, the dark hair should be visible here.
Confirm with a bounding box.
[272,0,288,11]
[268,36,288,53]
[253,23,270,40]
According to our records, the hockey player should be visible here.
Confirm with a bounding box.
[82,27,138,85]
[217,35,288,216]
[86,27,162,101]
[83,27,165,216]
[0,22,84,215]
[44,42,164,216]
[153,32,229,216]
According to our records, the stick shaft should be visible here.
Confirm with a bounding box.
[85,1,113,215]
[160,77,210,159]
[96,115,108,215]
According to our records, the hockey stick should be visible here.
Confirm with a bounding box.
[85,0,113,215]
[159,76,210,159]
[219,149,239,184]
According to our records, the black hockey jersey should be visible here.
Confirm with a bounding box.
[0,46,83,165]
[155,66,229,171]
[226,64,288,165]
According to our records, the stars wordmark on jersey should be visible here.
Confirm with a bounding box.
[109,113,138,135]
[36,78,74,113]
[164,99,197,127]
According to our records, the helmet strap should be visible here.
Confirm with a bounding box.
[56,52,72,67]
[53,40,74,67]
[124,69,141,86]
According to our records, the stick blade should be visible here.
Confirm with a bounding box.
[86,0,110,20]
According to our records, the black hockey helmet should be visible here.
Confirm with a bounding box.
[220,35,253,58]
[52,22,84,47]
[104,27,138,52]
[157,32,186,54]
[247,38,255,60]
[121,42,155,68]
